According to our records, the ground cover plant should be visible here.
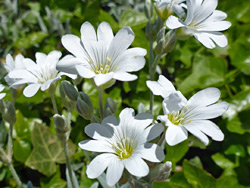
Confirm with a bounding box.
[0,0,250,187]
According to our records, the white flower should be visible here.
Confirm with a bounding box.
[155,0,186,19]
[57,22,146,89]
[79,108,164,186]
[166,0,231,49]
[0,84,6,100]
[8,51,76,97]
[4,54,25,89]
[149,75,229,146]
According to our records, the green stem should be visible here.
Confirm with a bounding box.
[63,139,76,188]
[1,125,23,188]
[9,163,23,188]
[7,123,13,158]
[98,89,104,120]
[225,84,233,98]
[50,94,58,114]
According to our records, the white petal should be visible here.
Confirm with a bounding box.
[108,27,134,60]
[185,0,195,25]
[165,125,188,146]
[193,32,216,49]
[113,72,137,81]
[146,75,176,98]
[187,87,221,108]
[85,123,113,140]
[93,72,114,86]
[22,58,37,69]
[134,112,154,130]
[0,84,4,92]
[75,65,95,78]
[187,120,224,141]
[166,15,185,29]
[80,21,97,44]
[5,54,14,72]
[57,55,88,75]
[86,153,115,179]
[35,52,47,65]
[184,123,209,145]
[23,84,41,97]
[195,0,218,24]
[206,32,228,48]
[123,156,149,177]
[78,140,113,153]
[198,21,231,32]
[97,22,114,49]
[61,34,87,60]
[0,93,6,100]
[106,158,124,186]
[163,92,187,114]
[41,78,58,91]
[139,143,165,162]
[119,108,135,124]
[8,70,36,80]
[187,102,229,120]
[114,48,146,72]
[157,115,169,123]
[145,123,164,142]
[117,57,145,72]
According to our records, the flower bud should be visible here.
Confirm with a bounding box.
[53,114,70,141]
[60,82,75,111]
[154,1,173,20]
[105,98,117,114]
[144,0,153,19]
[163,30,176,53]
[61,81,78,101]
[76,92,93,120]
[151,161,172,182]
[2,100,16,124]
[138,103,145,114]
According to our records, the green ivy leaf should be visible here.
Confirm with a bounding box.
[211,153,235,169]
[40,166,66,188]
[225,145,246,157]
[13,139,32,163]
[165,140,189,168]
[178,55,227,95]
[25,123,67,176]
[183,159,216,188]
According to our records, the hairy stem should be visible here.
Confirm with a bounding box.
[50,94,58,114]
[98,89,104,120]
[63,139,76,188]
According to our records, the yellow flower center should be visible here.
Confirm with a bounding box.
[89,57,118,74]
[113,137,135,160]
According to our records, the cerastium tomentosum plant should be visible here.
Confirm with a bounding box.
[0,0,231,187]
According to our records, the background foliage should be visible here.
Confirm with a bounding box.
[0,0,250,187]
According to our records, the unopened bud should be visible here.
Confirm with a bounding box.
[138,103,145,114]
[53,114,70,141]
[60,83,75,111]
[154,2,173,20]
[145,21,154,42]
[144,0,153,19]
[163,30,176,53]
[61,81,78,101]
[129,178,153,188]
[76,92,93,120]
[105,98,117,114]
[2,100,16,124]
[151,161,172,182]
